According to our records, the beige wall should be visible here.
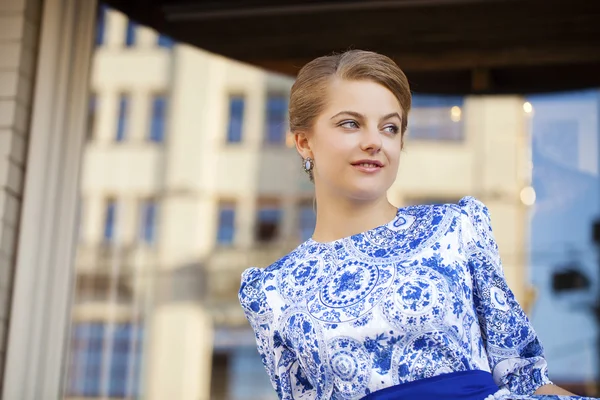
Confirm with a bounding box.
[0,0,41,387]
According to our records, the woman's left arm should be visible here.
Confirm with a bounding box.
[460,197,554,395]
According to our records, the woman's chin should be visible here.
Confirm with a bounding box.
[318,174,393,201]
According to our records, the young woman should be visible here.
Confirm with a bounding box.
[238,50,595,400]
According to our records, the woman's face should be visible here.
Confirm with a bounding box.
[297,78,404,202]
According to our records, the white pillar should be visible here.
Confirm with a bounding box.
[469,96,529,302]
[1,0,97,398]
[145,302,214,400]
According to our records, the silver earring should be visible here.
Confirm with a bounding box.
[303,157,314,174]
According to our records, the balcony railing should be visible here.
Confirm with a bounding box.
[75,243,158,274]
[203,240,300,326]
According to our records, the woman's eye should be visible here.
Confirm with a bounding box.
[383,125,399,134]
[340,120,359,129]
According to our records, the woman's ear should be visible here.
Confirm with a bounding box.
[293,131,313,159]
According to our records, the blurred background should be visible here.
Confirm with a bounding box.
[1,0,600,399]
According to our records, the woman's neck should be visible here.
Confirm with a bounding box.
[310,191,398,243]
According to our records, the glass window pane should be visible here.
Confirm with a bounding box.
[66,323,105,396]
[157,34,175,48]
[95,5,107,46]
[217,205,236,244]
[265,95,287,144]
[116,94,129,141]
[227,96,244,143]
[66,322,144,397]
[149,95,167,142]
[125,20,136,47]
[528,89,600,384]
[87,94,97,141]
[104,200,116,241]
[408,95,464,141]
[140,200,157,244]
[256,204,281,242]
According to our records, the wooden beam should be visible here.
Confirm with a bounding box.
[101,0,600,94]
[244,45,600,75]
[163,0,509,21]
[472,68,491,92]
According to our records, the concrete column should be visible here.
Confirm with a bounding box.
[130,90,150,143]
[0,0,42,390]
[470,96,529,302]
[1,0,97,398]
[145,303,214,400]
[96,89,119,144]
[137,25,159,48]
[105,9,126,49]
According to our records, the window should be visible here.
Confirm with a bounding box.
[408,95,464,141]
[217,202,236,245]
[149,95,167,143]
[265,94,287,144]
[210,352,230,399]
[87,94,97,141]
[227,95,245,143]
[157,34,175,48]
[298,202,316,242]
[95,4,107,46]
[116,94,129,142]
[66,322,143,397]
[228,347,276,399]
[125,20,137,47]
[536,119,580,169]
[140,200,157,244]
[256,202,281,243]
[104,199,117,242]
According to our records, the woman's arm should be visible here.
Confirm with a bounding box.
[239,267,318,400]
[460,197,553,395]
[534,384,576,396]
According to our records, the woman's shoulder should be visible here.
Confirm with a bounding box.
[452,196,495,234]
[456,196,490,216]
[453,196,499,258]
[238,263,280,318]
[240,242,306,284]
[400,196,487,225]
[238,243,308,314]
[430,196,491,226]
[239,254,288,293]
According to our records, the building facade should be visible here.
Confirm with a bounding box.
[60,7,534,400]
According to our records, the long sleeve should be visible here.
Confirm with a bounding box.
[459,197,553,395]
[239,267,317,400]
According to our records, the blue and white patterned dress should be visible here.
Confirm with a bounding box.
[239,197,595,400]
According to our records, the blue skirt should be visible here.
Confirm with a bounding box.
[362,370,500,400]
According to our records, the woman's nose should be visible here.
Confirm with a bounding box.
[359,127,382,153]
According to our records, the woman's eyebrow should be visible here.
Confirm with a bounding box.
[329,111,364,120]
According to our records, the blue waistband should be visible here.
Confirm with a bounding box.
[362,370,499,400]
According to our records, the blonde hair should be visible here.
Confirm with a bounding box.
[289,49,412,136]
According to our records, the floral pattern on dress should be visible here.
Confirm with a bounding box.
[239,197,596,400]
